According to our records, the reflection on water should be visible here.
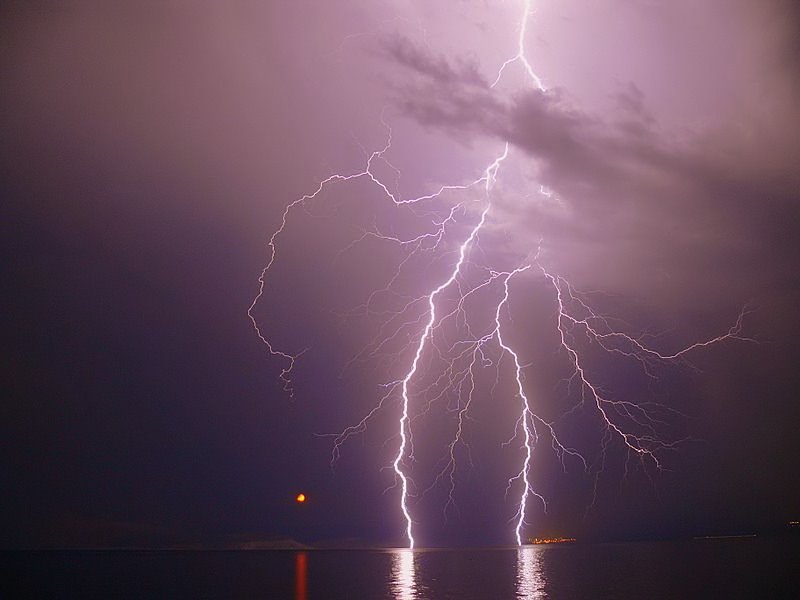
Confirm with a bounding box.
[294,552,307,600]
[516,546,547,598]
[390,549,417,600]
[388,547,545,599]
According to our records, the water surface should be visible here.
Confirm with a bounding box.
[4,537,796,598]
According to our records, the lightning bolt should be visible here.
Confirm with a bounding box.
[249,0,753,549]
[395,145,508,548]
[494,266,540,546]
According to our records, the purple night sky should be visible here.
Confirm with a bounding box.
[2,0,799,549]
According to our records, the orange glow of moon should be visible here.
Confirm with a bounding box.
[295,493,306,503]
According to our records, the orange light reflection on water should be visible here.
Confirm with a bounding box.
[294,551,308,600]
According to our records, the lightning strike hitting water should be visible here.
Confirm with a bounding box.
[493,266,537,546]
[394,145,508,548]
[249,0,751,548]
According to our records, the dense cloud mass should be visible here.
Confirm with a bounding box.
[385,19,800,308]
[2,0,798,548]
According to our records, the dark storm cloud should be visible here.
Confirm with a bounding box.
[383,36,488,88]
[383,27,800,307]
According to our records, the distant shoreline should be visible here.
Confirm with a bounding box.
[5,532,800,553]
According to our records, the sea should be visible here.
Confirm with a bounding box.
[3,537,797,599]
